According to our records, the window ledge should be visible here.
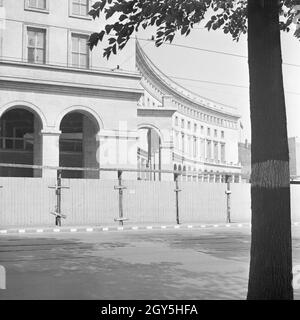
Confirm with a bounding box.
[69,14,92,21]
[24,7,49,14]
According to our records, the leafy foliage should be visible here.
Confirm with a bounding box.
[88,0,300,59]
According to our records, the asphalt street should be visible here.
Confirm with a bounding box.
[0,226,300,300]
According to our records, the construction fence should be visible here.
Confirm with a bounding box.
[0,164,299,228]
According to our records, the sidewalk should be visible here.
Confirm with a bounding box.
[1,221,300,236]
[0,221,255,235]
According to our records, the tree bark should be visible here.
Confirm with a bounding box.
[247,0,293,299]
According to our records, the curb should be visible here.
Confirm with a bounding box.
[0,222,299,236]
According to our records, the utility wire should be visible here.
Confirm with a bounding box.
[3,17,300,68]
[169,75,300,96]
[136,37,300,68]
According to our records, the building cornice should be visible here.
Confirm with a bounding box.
[0,59,141,80]
[0,78,143,101]
[136,41,241,120]
[137,107,177,118]
[173,152,241,169]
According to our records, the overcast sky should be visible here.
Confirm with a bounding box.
[134,26,300,143]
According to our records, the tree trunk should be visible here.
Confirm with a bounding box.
[247,0,293,299]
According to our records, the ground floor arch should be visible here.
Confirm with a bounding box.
[137,126,162,181]
[59,111,100,179]
[0,107,43,177]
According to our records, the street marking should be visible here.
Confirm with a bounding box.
[0,221,298,236]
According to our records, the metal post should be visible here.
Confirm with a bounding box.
[49,170,68,226]
[114,170,128,226]
[225,175,231,223]
[118,170,123,226]
[174,173,181,225]
[158,138,162,181]
[147,129,152,181]
[56,170,62,227]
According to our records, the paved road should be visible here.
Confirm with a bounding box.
[0,226,300,300]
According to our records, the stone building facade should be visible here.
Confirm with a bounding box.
[136,41,242,182]
[0,0,242,182]
[0,0,142,179]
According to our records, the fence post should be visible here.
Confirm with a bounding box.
[49,169,68,226]
[225,175,231,223]
[114,170,127,226]
[174,173,181,225]
[56,170,62,226]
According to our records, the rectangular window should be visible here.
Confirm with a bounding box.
[27,27,46,64]
[27,0,47,10]
[187,121,191,130]
[214,142,218,160]
[201,126,204,135]
[207,140,212,159]
[214,129,217,138]
[221,130,225,139]
[207,127,211,136]
[175,116,178,126]
[181,133,185,153]
[72,0,89,16]
[221,143,225,162]
[181,119,185,129]
[193,137,197,158]
[71,33,89,68]
[194,123,197,133]
[200,139,205,158]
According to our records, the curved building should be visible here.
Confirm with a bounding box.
[0,0,242,182]
[136,41,242,182]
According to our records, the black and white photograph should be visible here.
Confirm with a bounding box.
[0,0,300,308]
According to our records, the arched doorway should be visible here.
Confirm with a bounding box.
[193,168,197,182]
[178,164,182,182]
[182,165,186,182]
[137,126,162,181]
[173,164,177,181]
[59,112,99,179]
[198,170,203,182]
[0,108,43,177]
